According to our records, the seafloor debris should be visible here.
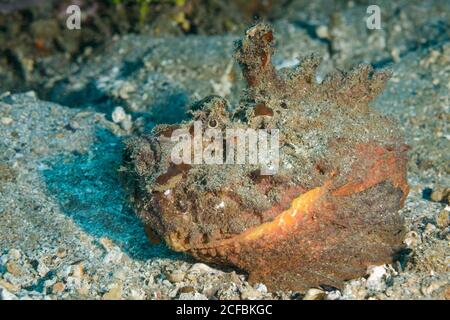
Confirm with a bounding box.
[122,23,409,291]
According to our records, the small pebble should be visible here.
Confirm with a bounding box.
[179,286,196,294]
[112,107,127,124]
[68,119,81,131]
[325,290,342,300]
[6,261,22,276]
[56,248,67,258]
[52,282,65,293]
[430,187,449,202]
[111,106,132,131]
[72,263,84,279]
[303,288,326,300]
[178,292,208,300]
[445,286,450,300]
[0,279,20,293]
[424,223,437,235]
[436,207,449,228]
[254,283,267,294]
[189,263,221,274]
[129,288,146,300]
[166,270,185,283]
[1,117,13,125]
[0,286,18,300]
[404,230,420,247]
[118,82,136,100]
[366,265,388,292]
[37,261,50,277]
[103,284,122,300]
[316,25,329,39]
[240,286,262,300]
[8,249,21,260]
[99,237,114,251]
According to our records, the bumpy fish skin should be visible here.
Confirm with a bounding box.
[122,23,408,291]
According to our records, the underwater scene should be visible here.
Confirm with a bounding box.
[0,0,449,301]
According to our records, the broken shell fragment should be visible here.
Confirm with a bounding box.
[122,23,408,291]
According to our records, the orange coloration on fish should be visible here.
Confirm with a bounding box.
[123,23,408,291]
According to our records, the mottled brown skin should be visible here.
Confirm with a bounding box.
[122,23,409,291]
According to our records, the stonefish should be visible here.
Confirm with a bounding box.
[122,23,408,291]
